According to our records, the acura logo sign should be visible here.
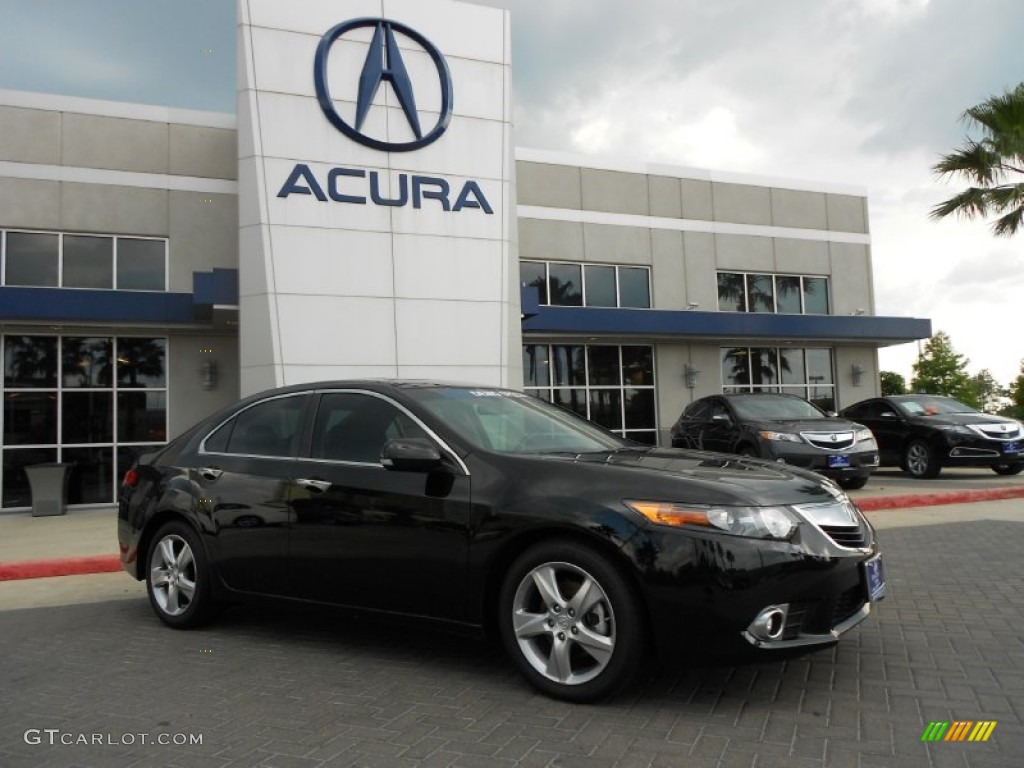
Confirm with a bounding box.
[313,18,454,152]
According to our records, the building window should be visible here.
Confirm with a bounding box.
[1,335,167,509]
[721,346,835,411]
[717,272,830,315]
[1,230,167,291]
[523,343,657,444]
[521,261,652,309]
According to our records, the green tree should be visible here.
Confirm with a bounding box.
[910,331,979,406]
[971,368,1004,413]
[931,83,1024,236]
[879,371,906,396]
[1008,359,1024,418]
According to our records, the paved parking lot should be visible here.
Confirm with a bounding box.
[0,502,1022,768]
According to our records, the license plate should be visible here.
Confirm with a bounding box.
[1002,441,1019,454]
[828,455,851,468]
[864,554,886,602]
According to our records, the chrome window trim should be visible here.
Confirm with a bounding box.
[197,392,311,459]
[310,388,470,476]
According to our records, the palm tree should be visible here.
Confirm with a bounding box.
[931,83,1024,236]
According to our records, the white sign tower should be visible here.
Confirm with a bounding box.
[237,0,521,395]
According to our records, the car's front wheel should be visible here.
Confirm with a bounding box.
[499,541,645,702]
[146,521,220,628]
[992,463,1024,476]
[904,439,941,479]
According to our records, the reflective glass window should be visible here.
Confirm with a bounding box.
[118,391,167,442]
[3,392,57,445]
[618,267,651,308]
[717,272,746,312]
[117,338,166,388]
[747,275,774,313]
[520,261,548,305]
[311,392,425,463]
[722,348,752,387]
[62,338,113,388]
[2,448,58,507]
[4,232,58,286]
[64,235,113,289]
[62,392,113,444]
[117,238,166,290]
[803,277,829,314]
[522,345,550,387]
[552,345,586,386]
[587,346,620,386]
[589,389,622,430]
[548,263,583,306]
[779,348,806,385]
[64,447,115,504]
[552,388,587,418]
[623,388,656,430]
[621,346,654,386]
[775,275,802,313]
[584,265,616,307]
[4,336,58,388]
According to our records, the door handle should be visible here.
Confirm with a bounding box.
[198,467,223,480]
[296,478,332,493]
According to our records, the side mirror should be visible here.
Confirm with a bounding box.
[826,411,838,418]
[880,411,897,419]
[711,413,731,423]
[381,438,444,472]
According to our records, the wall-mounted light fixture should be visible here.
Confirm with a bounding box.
[851,363,865,387]
[683,363,700,389]
[199,350,218,391]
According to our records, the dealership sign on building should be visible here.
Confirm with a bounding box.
[238,0,520,394]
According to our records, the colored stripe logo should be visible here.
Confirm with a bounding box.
[921,721,997,742]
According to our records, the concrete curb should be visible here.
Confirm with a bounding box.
[1,487,1022,582]
[856,486,1024,511]
[0,555,121,582]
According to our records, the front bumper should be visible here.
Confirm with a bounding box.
[761,442,879,478]
[633,514,880,659]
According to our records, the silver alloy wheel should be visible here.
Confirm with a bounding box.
[905,442,930,476]
[511,561,615,686]
[149,534,197,617]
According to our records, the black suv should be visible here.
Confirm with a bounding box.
[671,393,879,489]
[841,394,1023,478]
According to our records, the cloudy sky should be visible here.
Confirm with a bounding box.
[2,0,1022,384]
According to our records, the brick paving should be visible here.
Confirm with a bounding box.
[0,517,1021,768]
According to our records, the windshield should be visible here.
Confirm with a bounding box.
[407,387,629,454]
[729,395,825,420]
[892,396,975,416]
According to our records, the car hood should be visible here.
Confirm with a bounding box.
[545,447,846,507]
[909,412,1019,430]
[741,418,864,433]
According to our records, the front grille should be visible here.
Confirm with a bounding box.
[783,602,813,639]
[820,523,867,549]
[974,424,1021,440]
[802,431,855,450]
[832,584,866,625]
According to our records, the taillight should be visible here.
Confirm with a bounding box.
[122,468,139,488]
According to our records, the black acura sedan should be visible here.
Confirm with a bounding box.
[670,393,879,489]
[119,381,885,702]
[841,394,1024,478]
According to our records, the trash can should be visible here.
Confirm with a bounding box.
[25,463,71,517]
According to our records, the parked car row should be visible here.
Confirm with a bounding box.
[671,392,1023,487]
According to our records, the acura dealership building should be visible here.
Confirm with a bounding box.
[0,0,929,511]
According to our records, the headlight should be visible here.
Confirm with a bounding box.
[937,425,973,435]
[625,500,799,540]
[758,430,802,443]
[854,428,873,442]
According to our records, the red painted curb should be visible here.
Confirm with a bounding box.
[0,555,121,581]
[856,486,1024,511]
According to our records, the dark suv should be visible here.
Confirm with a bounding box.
[671,393,879,489]
[841,394,1023,478]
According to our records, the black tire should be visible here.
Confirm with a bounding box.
[145,521,220,629]
[992,463,1024,476]
[903,439,940,479]
[737,444,759,458]
[838,475,869,490]
[498,540,646,702]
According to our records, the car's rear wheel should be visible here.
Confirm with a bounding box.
[904,439,940,479]
[146,521,219,628]
[838,475,869,490]
[992,463,1024,476]
[499,541,645,702]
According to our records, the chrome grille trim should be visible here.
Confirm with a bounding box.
[800,431,855,451]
